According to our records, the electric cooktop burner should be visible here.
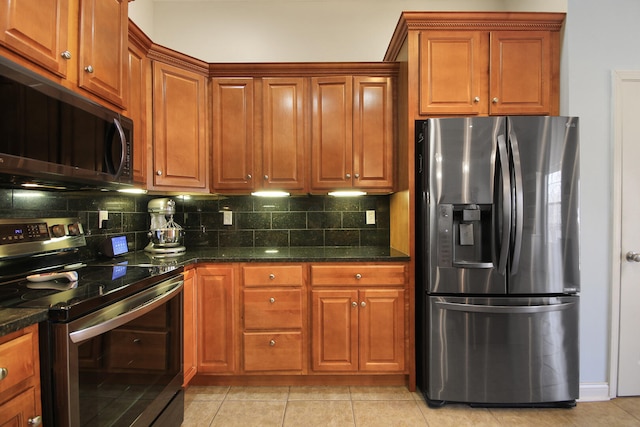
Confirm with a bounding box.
[0,264,180,322]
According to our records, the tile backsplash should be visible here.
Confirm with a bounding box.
[0,189,390,260]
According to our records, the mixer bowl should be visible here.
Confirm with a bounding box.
[149,228,184,247]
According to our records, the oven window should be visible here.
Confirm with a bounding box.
[76,296,181,426]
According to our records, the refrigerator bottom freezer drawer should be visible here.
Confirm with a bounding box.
[426,296,579,405]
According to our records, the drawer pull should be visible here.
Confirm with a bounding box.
[269,297,276,304]
[355,273,362,280]
[269,273,275,280]
[0,367,7,380]
[133,338,141,344]
[269,339,276,346]
[28,415,42,426]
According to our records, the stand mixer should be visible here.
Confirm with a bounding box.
[144,198,186,256]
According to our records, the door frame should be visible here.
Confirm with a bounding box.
[609,70,640,398]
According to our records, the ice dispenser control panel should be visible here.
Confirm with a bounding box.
[437,204,493,268]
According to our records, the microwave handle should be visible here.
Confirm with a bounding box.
[104,118,127,178]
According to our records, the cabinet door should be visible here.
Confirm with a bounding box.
[359,289,405,372]
[197,266,236,373]
[212,78,254,191]
[0,387,40,427]
[127,40,150,185]
[311,76,353,190]
[311,289,358,371]
[0,0,69,77]
[262,77,307,191]
[78,0,127,107]
[419,31,488,116]
[182,269,197,385]
[489,31,552,115]
[353,77,394,190]
[152,61,208,190]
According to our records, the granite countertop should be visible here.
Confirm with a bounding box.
[0,246,409,336]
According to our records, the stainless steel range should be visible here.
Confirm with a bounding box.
[0,217,185,426]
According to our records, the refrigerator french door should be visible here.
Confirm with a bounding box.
[416,116,580,407]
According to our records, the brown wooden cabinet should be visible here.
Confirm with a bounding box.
[0,325,42,426]
[241,264,306,373]
[211,77,307,193]
[151,60,209,191]
[0,0,128,108]
[197,265,236,373]
[311,76,393,192]
[0,0,69,77]
[183,268,197,386]
[310,264,406,373]
[418,29,554,116]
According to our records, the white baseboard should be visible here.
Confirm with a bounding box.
[578,382,611,402]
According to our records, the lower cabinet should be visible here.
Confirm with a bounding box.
[0,324,42,426]
[183,268,197,385]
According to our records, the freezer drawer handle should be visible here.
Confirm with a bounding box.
[452,261,494,269]
[435,300,576,314]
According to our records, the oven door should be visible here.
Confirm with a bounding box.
[43,276,184,427]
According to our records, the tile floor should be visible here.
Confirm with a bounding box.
[182,385,640,427]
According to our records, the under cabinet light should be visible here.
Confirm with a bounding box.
[251,191,290,197]
[117,188,148,194]
[328,190,367,197]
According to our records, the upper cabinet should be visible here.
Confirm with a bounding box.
[385,12,564,118]
[0,0,128,108]
[310,75,394,192]
[150,58,209,191]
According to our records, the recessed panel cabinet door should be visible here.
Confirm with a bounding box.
[152,61,208,190]
[212,78,255,191]
[262,77,307,191]
[0,0,69,77]
[312,290,358,371]
[489,31,552,115]
[78,0,127,107]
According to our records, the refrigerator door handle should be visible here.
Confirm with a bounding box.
[508,128,524,275]
[434,300,577,314]
[496,134,511,275]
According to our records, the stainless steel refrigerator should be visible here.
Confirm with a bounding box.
[415,116,580,407]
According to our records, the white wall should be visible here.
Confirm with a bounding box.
[129,0,640,394]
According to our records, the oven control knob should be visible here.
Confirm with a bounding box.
[67,223,83,236]
[50,224,67,237]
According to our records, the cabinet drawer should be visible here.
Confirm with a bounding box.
[107,329,168,371]
[243,265,303,287]
[0,329,36,395]
[243,332,303,372]
[311,265,406,286]
[244,289,303,329]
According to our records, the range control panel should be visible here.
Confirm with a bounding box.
[0,218,86,258]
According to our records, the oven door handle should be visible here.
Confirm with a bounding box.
[69,276,183,344]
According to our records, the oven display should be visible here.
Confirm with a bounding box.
[0,222,49,244]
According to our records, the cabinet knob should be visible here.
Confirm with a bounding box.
[473,96,480,103]
[156,170,162,176]
[354,173,360,179]
[84,65,94,73]
[60,50,71,60]
[269,273,275,280]
[269,339,276,346]
[355,273,362,280]
[492,97,499,104]
[28,416,42,426]
[0,367,7,380]
[352,301,358,308]
[246,174,252,180]
[269,297,276,304]
[264,175,269,180]
[133,338,141,344]
[346,173,351,179]
[361,301,367,308]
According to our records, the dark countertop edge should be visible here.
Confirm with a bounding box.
[0,308,48,338]
[1,247,410,336]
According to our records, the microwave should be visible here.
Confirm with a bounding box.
[0,58,133,189]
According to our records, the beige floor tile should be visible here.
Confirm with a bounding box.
[564,400,640,427]
[225,385,290,401]
[288,385,351,401]
[185,385,229,401]
[209,400,286,427]
[284,400,355,427]
[417,402,500,427]
[349,386,415,401]
[489,407,577,426]
[181,399,222,427]
[352,400,427,426]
